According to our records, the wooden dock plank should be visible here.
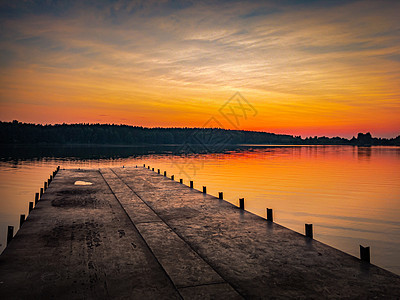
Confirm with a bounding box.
[0,166,400,299]
[0,169,181,299]
[113,166,400,299]
[100,168,241,298]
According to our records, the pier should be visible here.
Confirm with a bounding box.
[1,166,400,298]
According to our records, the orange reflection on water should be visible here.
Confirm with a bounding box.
[0,146,399,275]
[145,146,400,274]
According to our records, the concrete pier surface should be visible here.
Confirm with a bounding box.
[1,167,400,299]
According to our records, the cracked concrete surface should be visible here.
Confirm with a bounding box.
[0,167,399,299]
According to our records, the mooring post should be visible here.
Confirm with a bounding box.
[180,179,183,184]
[50,175,53,182]
[164,171,167,177]
[190,181,194,188]
[44,181,47,191]
[305,224,313,239]
[20,214,25,228]
[171,175,174,180]
[360,245,370,263]
[203,186,207,193]
[239,198,244,210]
[158,169,160,174]
[35,193,39,205]
[267,208,273,222]
[40,188,43,197]
[152,168,154,171]
[7,226,14,245]
[143,164,145,167]
[29,202,33,213]
[219,192,223,199]
[148,166,150,169]
[47,178,50,186]
[136,165,137,168]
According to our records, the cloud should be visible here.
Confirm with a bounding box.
[0,0,399,136]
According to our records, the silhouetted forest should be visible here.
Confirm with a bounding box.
[1,121,399,146]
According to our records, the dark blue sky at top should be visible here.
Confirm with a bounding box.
[0,0,361,18]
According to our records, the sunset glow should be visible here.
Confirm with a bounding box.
[1,0,399,137]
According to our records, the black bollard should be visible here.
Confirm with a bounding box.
[158,169,160,174]
[35,193,39,205]
[180,179,183,184]
[203,186,207,193]
[20,214,25,228]
[360,245,370,263]
[239,198,244,210]
[171,175,174,180]
[7,226,14,245]
[219,192,223,200]
[305,224,313,239]
[29,202,33,213]
[267,208,273,222]
[190,181,193,188]
[164,171,167,177]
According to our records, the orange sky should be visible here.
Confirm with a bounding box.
[0,0,399,138]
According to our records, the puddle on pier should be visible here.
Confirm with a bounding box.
[74,181,93,186]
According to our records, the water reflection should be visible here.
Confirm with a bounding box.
[0,145,399,276]
[0,144,263,162]
[358,146,372,160]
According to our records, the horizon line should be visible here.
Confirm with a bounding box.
[2,120,399,140]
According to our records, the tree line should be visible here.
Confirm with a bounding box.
[1,121,399,146]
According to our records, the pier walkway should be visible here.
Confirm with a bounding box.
[1,167,400,299]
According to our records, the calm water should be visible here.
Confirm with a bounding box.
[0,145,399,275]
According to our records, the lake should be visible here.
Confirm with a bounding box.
[0,145,399,275]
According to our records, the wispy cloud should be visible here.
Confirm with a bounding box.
[0,0,399,137]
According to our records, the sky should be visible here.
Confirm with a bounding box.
[0,0,399,138]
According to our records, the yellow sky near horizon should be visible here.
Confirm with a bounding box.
[0,0,399,138]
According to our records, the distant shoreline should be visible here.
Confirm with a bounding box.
[1,143,399,147]
[1,121,399,146]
